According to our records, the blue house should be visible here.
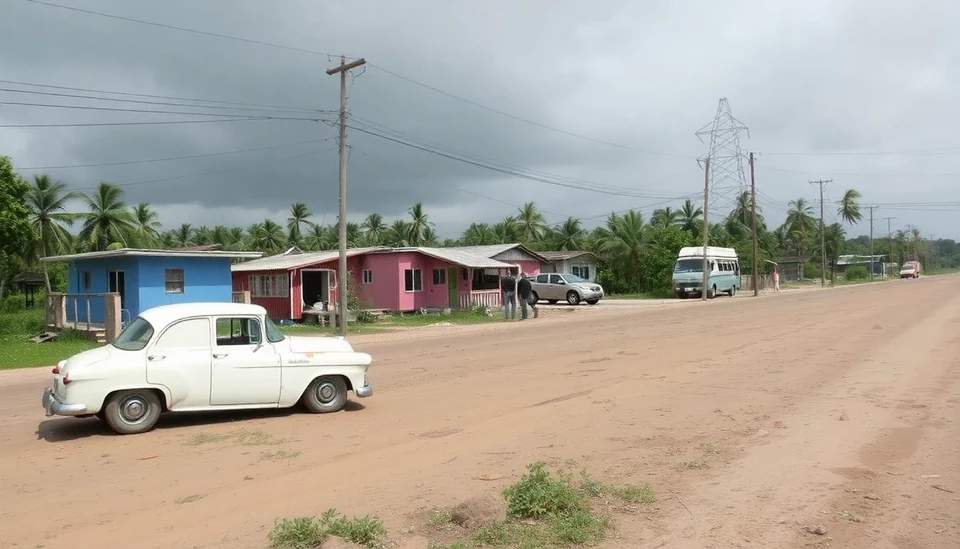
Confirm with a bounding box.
[42,247,263,326]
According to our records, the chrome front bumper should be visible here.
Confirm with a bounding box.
[354,382,373,398]
[42,387,88,417]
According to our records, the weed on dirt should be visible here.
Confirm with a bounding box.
[184,429,290,447]
[175,494,205,505]
[259,449,301,462]
[268,509,386,549]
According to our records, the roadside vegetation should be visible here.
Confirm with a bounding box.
[268,461,659,549]
[0,299,96,370]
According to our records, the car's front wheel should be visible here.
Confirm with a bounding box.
[566,291,581,305]
[302,376,348,413]
[586,299,599,305]
[103,389,162,435]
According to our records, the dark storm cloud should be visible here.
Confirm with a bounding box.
[1,0,958,237]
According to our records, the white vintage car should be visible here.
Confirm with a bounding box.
[41,302,373,435]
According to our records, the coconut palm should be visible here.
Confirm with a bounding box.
[837,189,862,225]
[25,174,81,291]
[492,217,519,243]
[679,199,703,236]
[407,202,433,246]
[460,222,496,246]
[515,202,548,242]
[550,217,585,250]
[386,219,413,247]
[77,182,136,252]
[650,206,680,229]
[130,202,162,247]
[360,213,388,246]
[287,203,312,246]
[596,210,646,288]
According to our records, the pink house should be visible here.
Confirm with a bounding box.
[230,243,547,318]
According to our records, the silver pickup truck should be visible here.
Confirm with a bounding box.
[528,273,604,305]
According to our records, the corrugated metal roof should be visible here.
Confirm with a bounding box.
[538,251,598,262]
[42,248,263,263]
[231,246,388,272]
[444,243,549,262]
[399,247,514,269]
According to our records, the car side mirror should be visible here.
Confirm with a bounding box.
[558,281,566,285]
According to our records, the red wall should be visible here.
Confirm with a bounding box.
[232,269,291,320]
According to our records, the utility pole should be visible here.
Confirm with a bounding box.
[882,216,896,265]
[701,158,711,301]
[866,205,878,280]
[326,55,366,337]
[809,179,832,286]
[749,152,759,296]
[928,233,936,270]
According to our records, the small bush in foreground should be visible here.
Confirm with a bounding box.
[844,265,869,281]
[503,461,587,519]
[268,509,386,549]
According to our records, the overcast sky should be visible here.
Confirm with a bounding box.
[1,0,957,240]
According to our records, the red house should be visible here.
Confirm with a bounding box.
[230,243,546,319]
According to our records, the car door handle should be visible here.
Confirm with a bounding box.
[213,353,229,359]
[147,355,165,361]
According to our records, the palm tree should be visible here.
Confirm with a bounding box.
[679,199,703,236]
[407,202,433,246]
[837,189,862,225]
[784,198,816,255]
[551,217,585,250]
[596,210,646,288]
[25,174,80,291]
[130,202,162,247]
[172,224,195,248]
[77,182,136,251]
[193,226,213,245]
[492,217,519,243]
[387,219,413,247]
[515,202,547,243]
[461,222,496,246]
[361,213,388,246]
[304,223,333,251]
[650,207,680,229]
[287,203,312,246]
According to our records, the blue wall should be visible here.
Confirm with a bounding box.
[65,256,234,325]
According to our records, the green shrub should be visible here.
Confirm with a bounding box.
[802,262,821,280]
[268,509,386,549]
[845,266,869,280]
[0,308,44,336]
[502,461,586,519]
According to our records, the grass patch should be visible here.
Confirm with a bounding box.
[578,470,658,504]
[175,494,205,504]
[280,323,389,336]
[184,429,290,447]
[268,509,386,549]
[429,508,454,527]
[679,459,709,470]
[259,449,301,462]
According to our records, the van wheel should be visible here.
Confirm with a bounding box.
[103,389,162,435]
[566,291,581,305]
[302,376,348,413]
[729,286,737,297]
[707,285,716,299]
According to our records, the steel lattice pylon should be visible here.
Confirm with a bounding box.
[696,98,750,213]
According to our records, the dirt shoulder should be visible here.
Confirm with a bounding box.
[0,275,956,549]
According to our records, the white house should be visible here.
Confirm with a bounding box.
[538,251,600,282]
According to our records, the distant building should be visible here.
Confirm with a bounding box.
[538,251,600,282]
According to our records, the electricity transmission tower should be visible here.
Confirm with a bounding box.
[696,98,750,213]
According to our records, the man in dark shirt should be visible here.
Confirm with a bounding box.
[517,272,538,320]
[501,272,517,320]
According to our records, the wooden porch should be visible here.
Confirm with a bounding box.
[44,293,123,344]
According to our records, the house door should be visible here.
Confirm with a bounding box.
[108,270,125,309]
[447,267,458,307]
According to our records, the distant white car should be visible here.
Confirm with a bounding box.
[42,302,373,435]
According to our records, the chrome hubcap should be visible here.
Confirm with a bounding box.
[316,382,337,404]
[119,396,148,424]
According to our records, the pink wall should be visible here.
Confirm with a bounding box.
[512,260,541,277]
[358,253,402,311]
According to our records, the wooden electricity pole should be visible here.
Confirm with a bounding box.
[749,152,758,296]
[701,158,710,301]
[809,179,832,286]
[326,55,366,337]
[867,205,878,280]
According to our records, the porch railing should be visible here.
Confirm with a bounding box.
[460,290,502,309]
[232,290,251,304]
[45,292,122,343]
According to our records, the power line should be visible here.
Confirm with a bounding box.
[16,137,334,170]
[23,0,343,58]
[0,83,324,114]
[71,146,337,191]
[765,147,960,157]
[0,100,329,120]
[0,117,275,128]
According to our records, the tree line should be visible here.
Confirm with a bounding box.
[1,154,955,298]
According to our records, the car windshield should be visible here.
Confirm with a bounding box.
[264,316,286,343]
[563,274,586,283]
[113,317,154,351]
[901,265,914,270]
[674,258,703,273]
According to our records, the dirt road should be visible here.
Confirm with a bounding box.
[2,277,957,548]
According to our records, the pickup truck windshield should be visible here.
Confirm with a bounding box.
[113,317,155,351]
[264,316,286,343]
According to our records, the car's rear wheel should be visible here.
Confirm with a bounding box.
[103,389,162,435]
[302,375,348,413]
[566,291,581,305]
[586,299,599,305]
[530,291,539,303]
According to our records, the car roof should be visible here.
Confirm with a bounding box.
[138,302,266,327]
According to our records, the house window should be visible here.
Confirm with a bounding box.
[572,265,591,280]
[432,268,446,285]
[81,271,91,291]
[362,269,373,284]
[404,268,423,292]
[165,269,184,294]
[249,274,289,297]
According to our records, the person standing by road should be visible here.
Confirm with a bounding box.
[501,271,517,320]
[517,273,538,320]
[772,266,780,293]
